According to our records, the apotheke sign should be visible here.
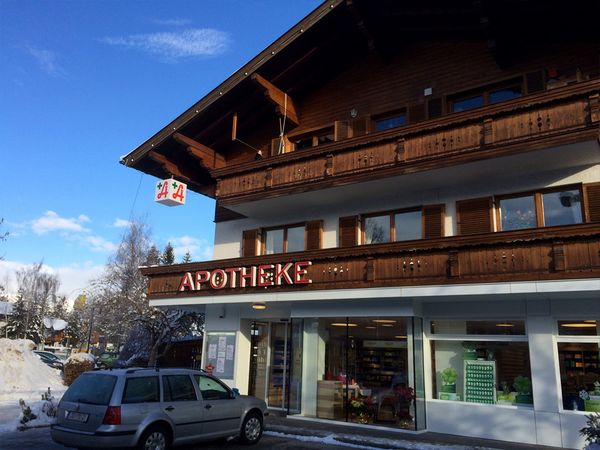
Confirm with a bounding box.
[179,261,312,291]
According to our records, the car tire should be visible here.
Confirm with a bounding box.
[137,424,170,450]
[239,411,263,445]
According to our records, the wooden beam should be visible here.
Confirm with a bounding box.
[251,73,300,125]
[172,132,226,169]
[148,151,191,182]
[231,112,238,141]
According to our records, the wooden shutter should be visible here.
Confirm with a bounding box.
[408,103,426,124]
[583,183,600,222]
[427,97,443,119]
[242,229,259,257]
[456,197,494,235]
[305,220,323,250]
[334,120,349,141]
[525,70,545,94]
[339,216,359,247]
[422,204,445,239]
[350,118,369,137]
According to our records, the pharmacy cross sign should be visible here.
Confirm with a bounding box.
[154,177,187,207]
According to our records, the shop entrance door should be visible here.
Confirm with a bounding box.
[248,321,290,409]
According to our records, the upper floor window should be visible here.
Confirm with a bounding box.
[292,127,334,151]
[264,224,305,254]
[363,208,423,244]
[498,187,582,231]
[450,79,522,113]
[374,110,407,132]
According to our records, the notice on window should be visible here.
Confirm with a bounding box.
[464,360,497,404]
[205,332,236,379]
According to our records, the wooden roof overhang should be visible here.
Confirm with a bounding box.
[121,0,600,198]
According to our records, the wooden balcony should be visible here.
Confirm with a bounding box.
[143,223,600,300]
[213,80,600,205]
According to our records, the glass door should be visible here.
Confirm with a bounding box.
[249,322,269,402]
[268,322,290,409]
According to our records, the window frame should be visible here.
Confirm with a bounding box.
[261,222,306,255]
[361,206,423,245]
[495,184,584,231]
[288,126,335,151]
[555,318,600,412]
[447,76,524,113]
[372,108,408,132]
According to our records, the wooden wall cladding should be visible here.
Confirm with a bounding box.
[214,81,599,202]
[143,223,600,300]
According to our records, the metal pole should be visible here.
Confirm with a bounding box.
[86,307,94,352]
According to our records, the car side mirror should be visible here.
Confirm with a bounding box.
[232,388,240,398]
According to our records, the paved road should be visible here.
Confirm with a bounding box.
[0,427,357,450]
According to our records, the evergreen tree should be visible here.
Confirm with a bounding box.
[5,291,42,342]
[181,251,192,263]
[161,242,175,265]
[146,245,160,266]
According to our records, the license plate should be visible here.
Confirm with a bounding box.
[66,411,89,423]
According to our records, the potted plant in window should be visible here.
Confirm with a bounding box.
[462,342,478,360]
[439,367,459,400]
[513,375,533,405]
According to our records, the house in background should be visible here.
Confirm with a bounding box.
[122,1,600,448]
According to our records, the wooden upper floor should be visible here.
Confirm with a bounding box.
[122,1,600,204]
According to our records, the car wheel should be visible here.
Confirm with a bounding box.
[239,411,263,445]
[137,425,170,450]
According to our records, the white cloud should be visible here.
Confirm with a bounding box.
[74,235,118,253]
[100,28,230,61]
[78,214,91,223]
[25,46,67,78]
[168,235,213,262]
[151,18,191,27]
[113,218,132,228]
[0,259,104,305]
[31,211,90,235]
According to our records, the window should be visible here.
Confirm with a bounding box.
[292,127,334,150]
[195,375,232,400]
[163,375,197,402]
[429,320,532,407]
[556,320,600,411]
[450,79,523,113]
[362,208,424,245]
[497,186,583,231]
[264,224,305,254]
[122,377,159,404]
[62,373,117,406]
[374,111,407,132]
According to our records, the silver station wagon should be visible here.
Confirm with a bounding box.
[51,368,268,449]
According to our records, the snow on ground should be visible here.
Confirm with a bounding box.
[0,339,65,402]
[265,431,498,450]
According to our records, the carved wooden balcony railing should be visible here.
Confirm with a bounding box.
[212,80,600,204]
[142,223,600,300]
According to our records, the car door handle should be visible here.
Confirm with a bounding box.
[204,404,212,409]
[165,406,175,411]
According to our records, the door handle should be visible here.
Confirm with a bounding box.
[204,404,212,409]
[165,406,174,411]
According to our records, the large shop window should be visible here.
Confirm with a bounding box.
[303,317,425,430]
[557,319,600,411]
[429,320,533,407]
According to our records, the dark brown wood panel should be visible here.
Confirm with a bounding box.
[305,220,323,250]
[143,223,600,300]
[339,215,359,247]
[423,204,445,239]
[457,197,494,235]
[584,183,600,222]
[242,229,259,257]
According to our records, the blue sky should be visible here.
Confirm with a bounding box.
[0,0,321,298]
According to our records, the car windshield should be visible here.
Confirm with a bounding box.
[62,373,117,405]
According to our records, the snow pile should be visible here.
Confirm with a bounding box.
[0,339,65,401]
[65,352,95,364]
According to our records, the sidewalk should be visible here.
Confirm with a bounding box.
[264,412,561,450]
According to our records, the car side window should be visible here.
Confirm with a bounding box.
[122,377,159,404]
[163,375,197,402]
[194,375,231,400]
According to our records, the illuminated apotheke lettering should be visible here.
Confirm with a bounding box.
[178,261,312,291]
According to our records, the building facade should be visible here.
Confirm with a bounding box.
[122,1,600,448]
